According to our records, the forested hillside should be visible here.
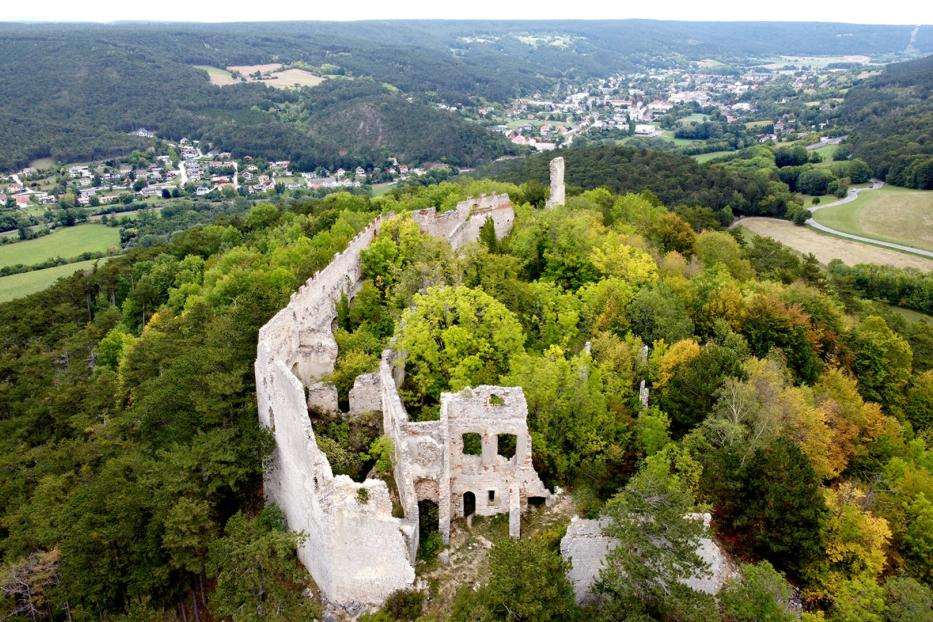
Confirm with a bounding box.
[842,54,933,188]
[1,176,932,621]
[478,144,783,222]
[1,21,930,172]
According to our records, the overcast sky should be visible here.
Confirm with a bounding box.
[3,0,931,25]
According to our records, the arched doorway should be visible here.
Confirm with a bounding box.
[463,491,476,517]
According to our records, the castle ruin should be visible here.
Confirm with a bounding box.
[545,156,565,208]
[255,193,550,608]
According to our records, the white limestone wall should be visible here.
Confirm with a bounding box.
[257,355,415,603]
[256,216,417,606]
[546,156,566,209]
[440,386,550,538]
[559,514,735,605]
[256,194,523,607]
[412,193,514,252]
[379,350,447,550]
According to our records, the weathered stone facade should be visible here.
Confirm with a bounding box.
[255,194,550,608]
[410,193,514,251]
[559,514,735,604]
[545,156,565,208]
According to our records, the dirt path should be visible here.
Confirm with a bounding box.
[736,217,933,271]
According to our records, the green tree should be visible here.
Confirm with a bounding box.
[451,536,577,622]
[882,575,933,622]
[207,507,317,622]
[731,438,827,578]
[847,315,913,410]
[479,216,499,253]
[597,457,718,622]
[395,286,525,417]
[719,561,795,622]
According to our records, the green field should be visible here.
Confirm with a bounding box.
[371,182,397,197]
[810,144,839,164]
[0,224,120,268]
[694,150,739,163]
[0,258,108,302]
[812,185,933,252]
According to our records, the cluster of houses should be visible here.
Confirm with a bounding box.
[496,58,860,147]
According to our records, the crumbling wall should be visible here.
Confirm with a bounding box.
[440,386,550,539]
[411,193,514,251]
[256,351,415,605]
[256,216,417,607]
[546,156,565,209]
[256,195,532,608]
[379,350,447,552]
[559,514,735,605]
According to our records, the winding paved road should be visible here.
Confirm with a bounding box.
[805,181,933,259]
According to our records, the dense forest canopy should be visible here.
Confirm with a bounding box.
[843,54,933,188]
[1,174,932,620]
[477,144,782,221]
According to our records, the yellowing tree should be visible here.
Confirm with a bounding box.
[654,338,701,389]
[822,483,892,584]
[590,231,659,286]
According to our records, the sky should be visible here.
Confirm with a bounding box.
[3,0,931,25]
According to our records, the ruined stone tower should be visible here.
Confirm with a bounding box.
[545,155,565,208]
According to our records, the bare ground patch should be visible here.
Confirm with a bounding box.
[737,217,933,271]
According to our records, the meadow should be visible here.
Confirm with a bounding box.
[812,185,933,252]
[0,224,121,268]
[737,217,933,271]
[0,258,107,302]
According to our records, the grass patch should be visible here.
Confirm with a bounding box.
[0,258,108,302]
[194,65,238,86]
[812,185,933,252]
[0,225,120,269]
[371,182,397,197]
[736,217,933,271]
[694,150,739,163]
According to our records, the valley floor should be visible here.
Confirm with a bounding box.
[736,217,933,271]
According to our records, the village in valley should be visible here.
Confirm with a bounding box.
[482,55,877,153]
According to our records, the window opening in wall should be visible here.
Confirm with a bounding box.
[488,490,495,503]
[528,496,546,508]
[497,433,517,459]
[462,432,482,456]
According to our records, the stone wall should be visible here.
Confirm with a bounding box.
[559,514,735,604]
[411,192,514,251]
[439,385,550,539]
[545,156,565,209]
[256,194,540,609]
[256,216,418,607]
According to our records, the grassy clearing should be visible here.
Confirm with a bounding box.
[195,65,238,86]
[0,258,108,302]
[885,304,932,324]
[736,217,933,271]
[660,130,700,146]
[694,150,739,163]
[28,157,56,170]
[812,185,933,252]
[371,182,397,197]
[801,193,838,208]
[678,113,709,126]
[0,225,120,268]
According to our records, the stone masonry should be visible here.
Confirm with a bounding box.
[559,514,735,604]
[545,156,565,208]
[255,193,550,608]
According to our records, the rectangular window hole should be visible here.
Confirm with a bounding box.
[462,432,482,456]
